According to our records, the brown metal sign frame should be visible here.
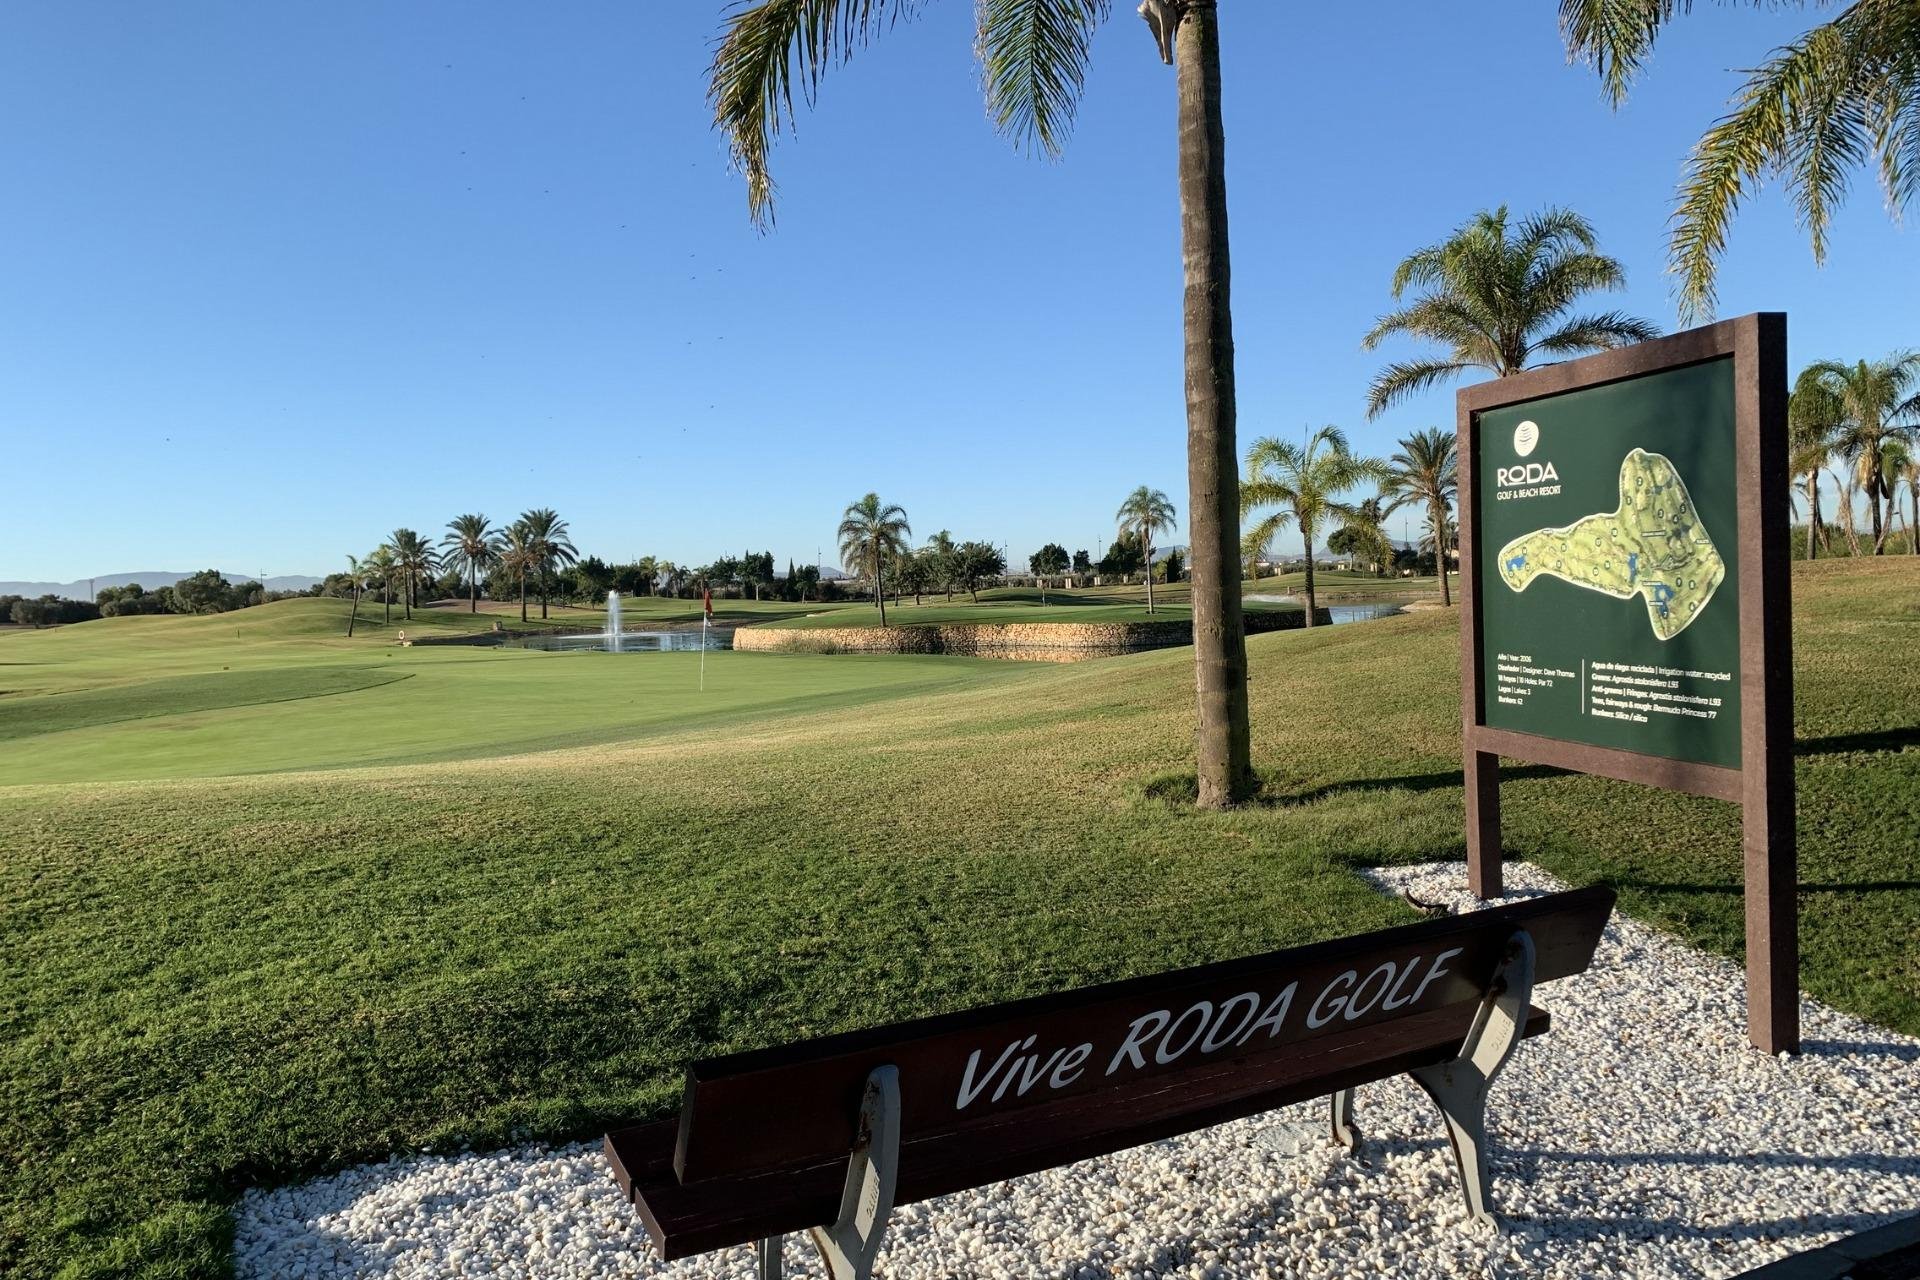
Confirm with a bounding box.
[1456,312,1797,1054]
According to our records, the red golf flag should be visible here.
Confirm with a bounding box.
[702,588,712,622]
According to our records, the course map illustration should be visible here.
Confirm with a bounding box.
[1496,448,1725,641]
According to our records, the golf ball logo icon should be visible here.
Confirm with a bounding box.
[1514,420,1540,457]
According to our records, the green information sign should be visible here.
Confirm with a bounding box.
[1474,358,1742,768]
[1456,314,1799,1054]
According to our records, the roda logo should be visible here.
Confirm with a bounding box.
[1498,461,1560,487]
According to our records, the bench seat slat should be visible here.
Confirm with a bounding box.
[670,888,1611,1185]
[606,1002,1550,1261]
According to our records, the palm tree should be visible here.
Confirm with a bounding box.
[1833,460,1865,557]
[1362,206,1660,417]
[1878,437,1913,553]
[1115,486,1178,614]
[1792,355,1920,554]
[1906,446,1920,557]
[516,508,579,618]
[365,545,399,627]
[387,529,438,619]
[1382,427,1458,604]
[1336,493,1394,577]
[925,530,958,602]
[707,0,1254,806]
[1239,524,1273,583]
[343,553,366,637]
[498,521,538,623]
[441,514,500,613]
[1241,426,1388,626]
[836,493,912,627]
[1788,374,1843,561]
[1563,2,1920,319]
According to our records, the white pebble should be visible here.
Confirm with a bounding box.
[233,863,1920,1279]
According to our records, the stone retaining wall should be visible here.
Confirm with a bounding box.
[731,608,1330,656]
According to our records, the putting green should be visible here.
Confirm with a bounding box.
[0,599,1040,784]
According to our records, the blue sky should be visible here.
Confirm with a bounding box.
[3,2,1915,581]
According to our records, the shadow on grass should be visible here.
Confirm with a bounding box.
[1137,722,1917,812]
[1603,877,1920,896]
[1796,725,1920,756]
[1136,763,1570,810]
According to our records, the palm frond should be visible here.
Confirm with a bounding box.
[1530,310,1664,357]
[1365,359,1473,419]
[1387,243,1451,297]
[977,0,1109,156]
[1515,205,1603,257]
[708,0,921,227]
[1522,247,1631,320]
[1361,295,1489,354]
[1240,511,1292,558]
[1560,0,1682,107]
[1671,8,1887,321]
[1243,435,1304,481]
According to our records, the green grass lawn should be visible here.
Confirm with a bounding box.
[0,600,1031,784]
[1,560,1914,1276]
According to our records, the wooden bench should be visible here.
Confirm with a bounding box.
[604,886,1614,1278]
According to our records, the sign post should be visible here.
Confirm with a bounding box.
[1456,313,1796,1053]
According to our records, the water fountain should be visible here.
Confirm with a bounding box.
[604,590,623,652]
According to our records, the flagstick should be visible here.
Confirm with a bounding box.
[700,616,707,692]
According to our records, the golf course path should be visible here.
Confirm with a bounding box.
[232,862,1920,1279]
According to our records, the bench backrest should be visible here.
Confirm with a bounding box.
[672,886,1613,1185]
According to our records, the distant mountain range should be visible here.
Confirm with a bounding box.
[0,571,323,600]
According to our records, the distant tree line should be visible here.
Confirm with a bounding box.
[329,506,865,636]
[2,570,308,627]
[2,594,101,627]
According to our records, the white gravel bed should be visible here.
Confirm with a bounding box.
[234,862,1920,1278]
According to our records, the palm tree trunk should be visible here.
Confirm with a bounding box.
[1806,473,1821,561]
[1144,536,1155,614]
[1838,473,1862,555]
[470,563,478,613]
[519,573,528,623]
[348,585,359,637]
[1302,537,1317,625]
[876,570,888,627]
[1175,0,1251,807]
[1434,499,1452,605]
[1867,470,1885,552]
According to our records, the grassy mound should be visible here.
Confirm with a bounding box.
[0,560,1912,1276]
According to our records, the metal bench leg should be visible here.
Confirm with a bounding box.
[1408,929,1535,1227]
[756,1235,784,1279]
[805,1064,901,1280]
[1329,1087,1359,1152]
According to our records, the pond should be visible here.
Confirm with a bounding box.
[1322,603,1406,624]
[482,603,1402,659]
[1245,596,1408,625]
[505,628,734,653]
